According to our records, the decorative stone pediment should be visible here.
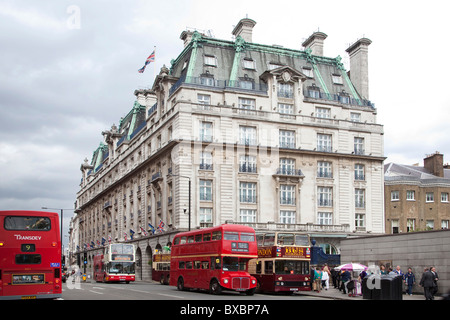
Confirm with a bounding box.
[260,65,308,83]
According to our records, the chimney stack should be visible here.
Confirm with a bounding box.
[232,18,256,42]
[424,152,444,177]
[302,31,328,56]
[346,37,372,99]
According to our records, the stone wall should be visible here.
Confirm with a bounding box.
[340,229,450,295]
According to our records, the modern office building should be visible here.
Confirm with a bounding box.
[71,18,384,279]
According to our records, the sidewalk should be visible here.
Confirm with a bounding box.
[296,286,426,300]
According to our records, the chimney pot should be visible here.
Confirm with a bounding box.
[302,31,328,56]
[345,37,372,99]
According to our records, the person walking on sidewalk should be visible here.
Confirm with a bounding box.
[420,267,437,300]
[404,267,415,296]
[340,270,351,294]
[321,264,330,290]
[313,267,322,292]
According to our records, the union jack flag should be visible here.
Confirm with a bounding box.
[138,50,155,73]
[157,219,165,233]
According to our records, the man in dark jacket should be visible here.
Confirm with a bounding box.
[404,268,415,296]
[340,270,351,294]
[420,267,437,300]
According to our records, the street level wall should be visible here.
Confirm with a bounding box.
[340,229,450,295]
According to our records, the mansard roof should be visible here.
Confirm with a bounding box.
[168,31,375,109]
[384,162,450,185]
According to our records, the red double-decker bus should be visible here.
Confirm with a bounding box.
[0,210,62,300]
[249,232,311,293]
[170,224,258,295]
[93,243,135,283]
[152,252,171,285]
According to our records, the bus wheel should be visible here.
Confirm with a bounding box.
[209,279,222,295]
[160,276,164,285]
[177,277,185,291]
[246,288,255,296]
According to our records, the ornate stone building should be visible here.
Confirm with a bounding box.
[70,18,384,280]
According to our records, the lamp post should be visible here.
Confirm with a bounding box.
[41,207,74,262]
[167,174,191,231]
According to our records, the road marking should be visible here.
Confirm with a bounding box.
[89,290,104,295]
[157,293,185,299]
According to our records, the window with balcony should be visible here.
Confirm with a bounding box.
[279,158,295,175]
[239,155,257,173]
[279,130,295,148]
[318,161,332,178]
[238,97,256,111]
[318,187,332,207]
[317,212,333,225]
[198,94,211,105]
[200,151,213,170]
[200,208,212,227]
[356,213,365,228]
[354,164,365,180]
[240,209,256,223]
[239,182,257,203]
[278,103,293,115]
[239,126,256,145]
[315,107,331,119]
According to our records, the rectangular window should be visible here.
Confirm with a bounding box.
[239,182,257,203]
[200,121,212,142]
[279,158,295,175]
[243,58,255,69]
[240,209,256,223]
[426,192,434,203]
[391,191,399,201]
[197,94,211,105]
[354,137,365,155]
[199,151,213,170]
[280,185,295,205]
[204,55,216,66]
[318,187,332,207]
[332,74,343,84]
[315,107,331,119]
[318,161,332,178]
[350,112,361,122]
[406,190,415,201]
[317,212,332,225]
[280,210,295,224]
[199,180,212,201]
[441,192,449,202]
[302,67,313,78]
[355,213,365,228]
[407,219,415,232]
[238,97,256,110]
[278,83,293,98]
[279,130,295,148]
[354,164,365,180]
[239,155,257,173]
[199,208,212,225]
[239,126,257,145]
[355,189,365,208]
[317,134,332,152]
[4,216,51,231]
[278,103,293,114]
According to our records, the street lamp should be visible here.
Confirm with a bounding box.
[41,207,74,258]
[167,174,191,231]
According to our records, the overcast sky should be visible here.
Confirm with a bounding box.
[1,0,449,244]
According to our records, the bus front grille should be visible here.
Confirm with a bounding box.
[232,277,250,289]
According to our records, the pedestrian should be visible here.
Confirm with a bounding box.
[322,264,330,290]
[420,267,437,300]
[404,267,415,296]
[340,269,351,294]
[394,265,404,277]
[358,269,367,295]
[331,267,338,288]
[314,267,322,292]
[430,266,439,298]
[388,267,395,275]
[380,264,387,275]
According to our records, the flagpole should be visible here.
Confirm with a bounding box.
[152,46,156,89]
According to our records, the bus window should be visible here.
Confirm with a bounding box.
[203,233,211,241]
[194,261,201,269]
[295,235,309,246]
[187,236,194,243]
[4,216,51,231]
[264,261,273,274]
[180,236,187,244]
[277,233,294,245]
[201,261,209,269]
[224,232,239,241]
[263,233,275,246]
[212,231,222,240]
[211,257,221,269]
[195,234,202,242]
[15,254,41,264]
[173,237,180,245]
[186,261,192,269]
[240,232,255,242]
[256,234,264,246]
[179,261,185,269]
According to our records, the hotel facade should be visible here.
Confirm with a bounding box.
[70,19,384,280]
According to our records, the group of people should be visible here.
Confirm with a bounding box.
[312,264,440,300]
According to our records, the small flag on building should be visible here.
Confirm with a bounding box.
[148,223,155,234]
[157,219,165,233]
[138,50,155,73]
